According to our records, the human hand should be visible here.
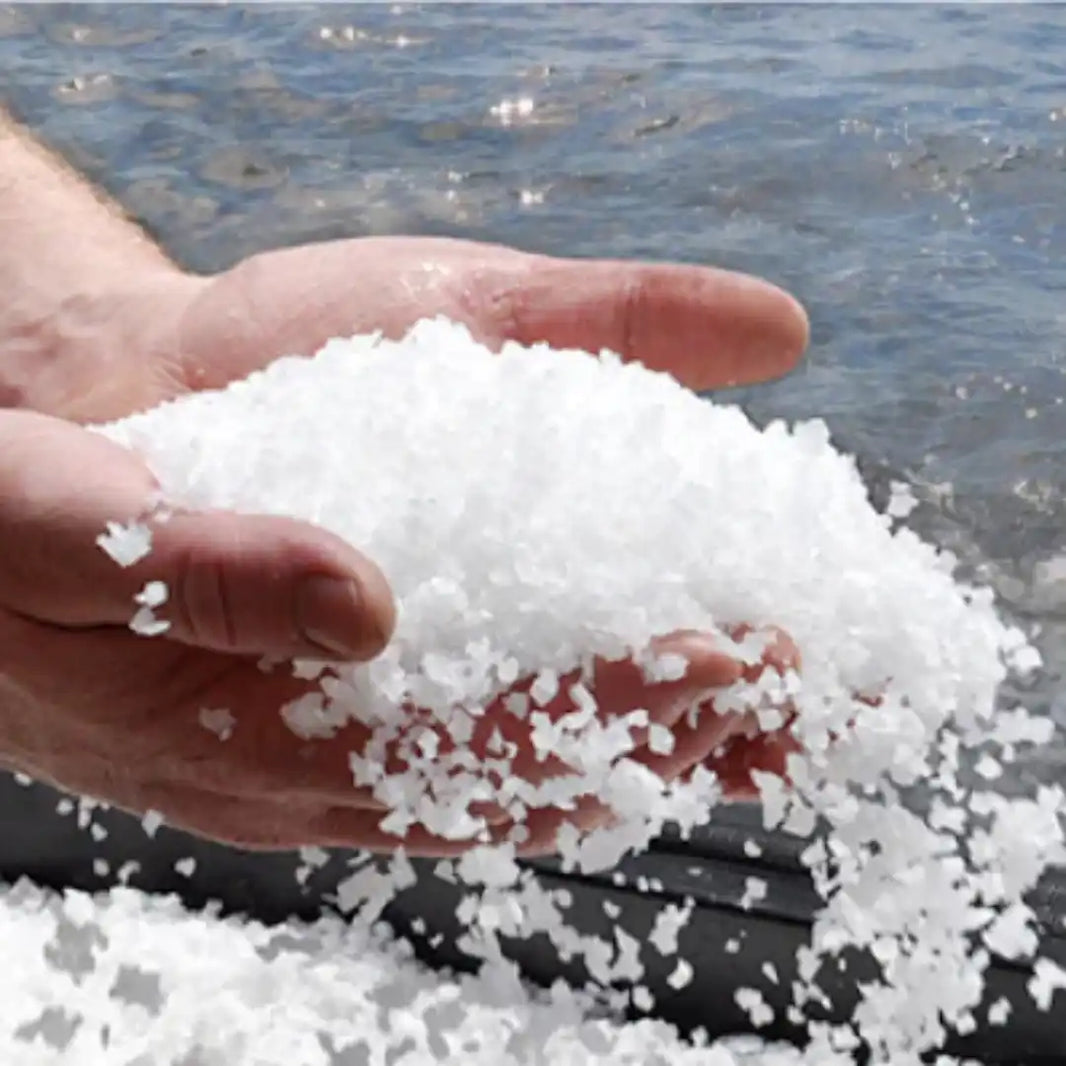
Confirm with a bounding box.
[34,236,807,422]
[1,236,808,853]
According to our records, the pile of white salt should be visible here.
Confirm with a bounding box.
[54,317,1063,1062]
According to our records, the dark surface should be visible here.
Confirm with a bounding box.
[3,771,1064,1061]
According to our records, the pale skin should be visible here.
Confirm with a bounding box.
[0,108,808,856]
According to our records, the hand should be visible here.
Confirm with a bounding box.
[43,236,808,423]
[1,236,808,853]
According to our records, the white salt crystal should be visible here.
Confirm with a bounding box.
[141,810,164,838]
[198,706,236,741]
[96,519,152,566]
[987,996,1011,1025]
[1008,643,1042,675]
[116,861,140,884]
[60,888,96,926]
[291,658,330,680]
[740,877,767,911]
[631,985,654,1011]
[648,723,675,755]
[280,692,345,739]
[530,669,560,707]
[667,958,694,990]
[129,604,170,637]
[648,903,691,956]
[886,480,918,519]
[644,652,689,683]
[735,987,774,1028]
[134,579,168,608]
[1029,957,1066,1010]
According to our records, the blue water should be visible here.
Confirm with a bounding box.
[4,2,1066,782]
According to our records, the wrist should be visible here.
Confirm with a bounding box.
[0,266,206,423]
[0,109,208,423]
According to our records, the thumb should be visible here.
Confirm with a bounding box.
[0,410,395,660]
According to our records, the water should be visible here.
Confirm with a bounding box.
[4,2,1066,790]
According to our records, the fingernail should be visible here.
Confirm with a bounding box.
[296,575,384,660]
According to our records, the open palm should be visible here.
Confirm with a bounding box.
[0,236,808,854]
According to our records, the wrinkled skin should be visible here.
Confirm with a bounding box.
[0,236,808,855]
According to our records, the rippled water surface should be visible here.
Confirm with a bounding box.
[4,3,1066,787]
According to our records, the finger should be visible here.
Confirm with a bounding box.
[0,410,395,660]
[479,257,810,391]
[474,631,743,787]
[110,782,321,851]
[638,626,800,782]
[633,699,749,783]
[47,774,405,854]
[0,607,388,810]
[730,623,802,680]
[514,795,617,858]
[710,725,803,800]
[309,806,518,857]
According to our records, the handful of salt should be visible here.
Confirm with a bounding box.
[95,318,1065,1058]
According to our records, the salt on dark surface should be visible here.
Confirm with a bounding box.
[5,317,1054,1063]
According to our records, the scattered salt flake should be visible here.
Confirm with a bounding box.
[1009,643,1042,675]
[281,691,343,739]
[1029,957,1066,1010]
[647,723,675,756]
[115,861,140,885]
[96,519,152,566]
[141,810,164,838]
[631,985,654,1012]
[174,857,197,878]
[988,996,1011,1025]
[648,903,691,955]
[129,603,170,636]
[740,877,767,910]
[530,669,560,707]
[292,658,331,680]
[975,754,1003,781]
[299,846,330,869]
[886,480,918,519]
[645,653,688,683]
[667,958,694,990]
[198,707,236,741]
[134,579,168,607]
[735,986,774,1028]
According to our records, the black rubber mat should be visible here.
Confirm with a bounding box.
[1,771,1063,1063]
